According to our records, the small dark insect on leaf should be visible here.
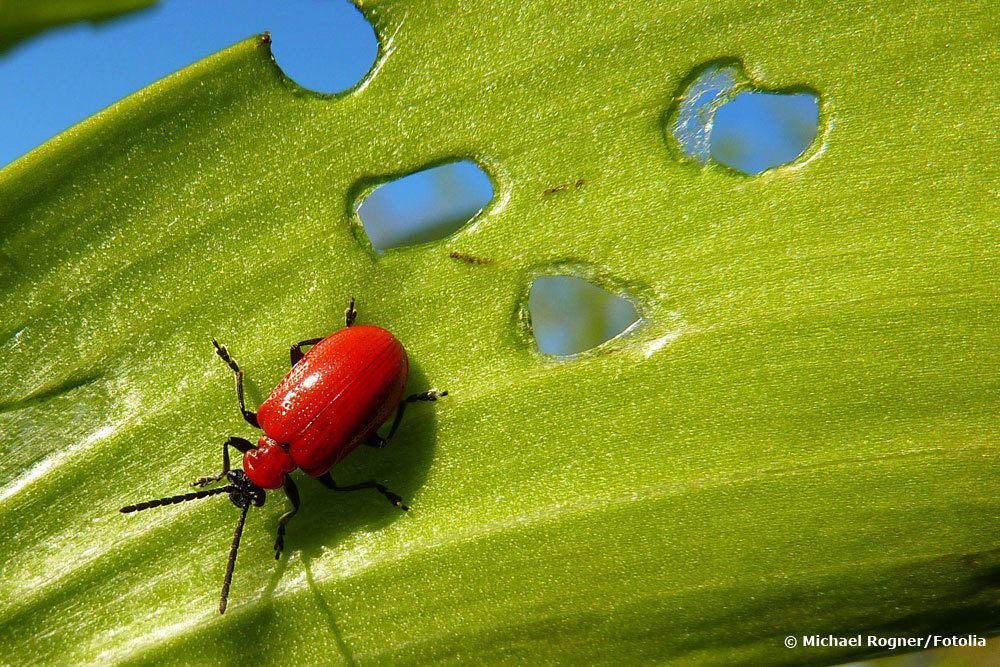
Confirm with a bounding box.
[543,178,585,196]
[449,251,494,265]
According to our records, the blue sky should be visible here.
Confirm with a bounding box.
[1,0,817,173]
[0,0,377,168]
[0,0,818,355]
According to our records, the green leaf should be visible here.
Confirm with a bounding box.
[0,0,157,53]
[1,2,997,665]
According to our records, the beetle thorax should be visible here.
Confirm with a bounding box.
[242,436,297,490]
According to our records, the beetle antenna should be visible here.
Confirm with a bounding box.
[120,486,237,513]
[219,503,250,614]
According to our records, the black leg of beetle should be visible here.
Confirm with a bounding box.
[212,339,260,428]
[345,296,357,327]
[219,503,250,615]
[289,338,324,366]
[192,437,256,487]
[316,472,409,511]
[366,390,449,448]
[273,476,301,560]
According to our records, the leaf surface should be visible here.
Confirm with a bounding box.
[0,0,156,53]
[0,1,997,665]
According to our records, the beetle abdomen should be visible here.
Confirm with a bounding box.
[257,325,408,477]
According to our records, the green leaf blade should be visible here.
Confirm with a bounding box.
[0,1,998,664]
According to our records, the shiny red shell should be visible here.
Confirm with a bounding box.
[242,325,408,489]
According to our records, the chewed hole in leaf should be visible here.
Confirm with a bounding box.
[671,63,744,164]
[269,1,378,94]
[356,161,494,252]
[712,92,820,174]
[529,276,640,356]
[669,62,820,174]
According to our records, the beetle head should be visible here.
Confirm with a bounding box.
[226,469,266,509]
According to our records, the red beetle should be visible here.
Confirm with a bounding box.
[120,298,444,613]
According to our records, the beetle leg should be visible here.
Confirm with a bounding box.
[345,296,357,327]
[273,475,301,560]
[316,472,409,511]
[366,390,449,448]
[192,437,255,487]
[289,338,324,366]
[212,339,260,428]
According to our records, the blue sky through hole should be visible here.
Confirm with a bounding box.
[529,276,640,356]
[711,91,819,174]
[357,161,494,252]
[671,63,820,174]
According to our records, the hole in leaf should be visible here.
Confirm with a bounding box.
[357,161,494,252]
[711,92,819,174]
[268,1,378,94]
[529,276,640,356]
[669,62,820,174]
[671,64,743,165]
